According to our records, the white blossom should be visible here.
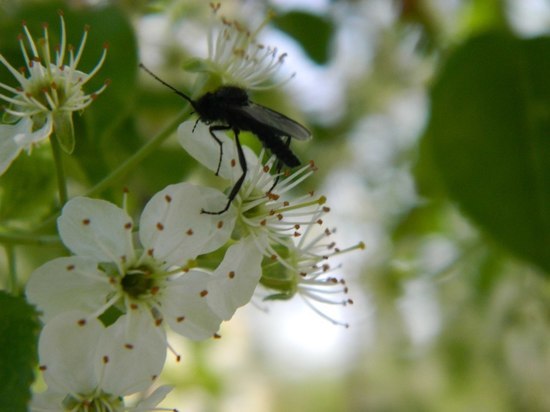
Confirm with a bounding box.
[26,182,262,342]
[0,11,108,175]
[179,121,364,325]
[184,3,292,90]
[31,311,171,412]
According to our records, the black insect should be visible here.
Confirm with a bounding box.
[139,63,311,214]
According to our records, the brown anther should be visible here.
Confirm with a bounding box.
[263,165,270,173]
[103,41,110,50]
[84,24,91,32]
[186,229,194,235]
[299,272,307,277]
[66,264,75,271]
[176,316,185,323]
[231,159,236,167]
[42,22,49,29]
[217,221,224,229]
[347,299,354,305]
[294,224,300,230]
[200,290,208,297]
[77,319,86,326]
[155,318,163,326]
[293,232,301,237]
[260,219,267,226]
[103,355,109,364]
[270,254,277,261]
[130,303,138,310]
[316,219,323,225]
[124,343,134,350]
[151,286,160,295]
[165,194,172,202]
[213,333,222,339]
[228,271,235,279]
[156,222,164,231]
[57,9,64,17]
[147,248,154,256]
[39,365,47,371]
[283,201,289,207]
[277,214,283,220]
[323,206,331,212]
[82,218,91,225]
[124,222,132,230]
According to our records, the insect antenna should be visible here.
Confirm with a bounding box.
[138,63,197,109]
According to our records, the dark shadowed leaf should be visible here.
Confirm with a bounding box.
[274,11,333,65]
[422,32,550,273]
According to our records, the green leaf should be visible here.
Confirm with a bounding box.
[274,11,333,65]
[0,292,40,412]
[423,32,550,273]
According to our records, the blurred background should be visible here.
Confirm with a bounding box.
[1,0,549,411]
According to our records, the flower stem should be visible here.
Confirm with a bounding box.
[86,107,191,197]
[50,134,69,205]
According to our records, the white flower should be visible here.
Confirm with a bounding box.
[26,182,262,341]
[179,121,364,325]
[31,311,171,412]
[261,223,364,327]
[179,120,323,251]
[184,3,292,90]
[0,11,108,175]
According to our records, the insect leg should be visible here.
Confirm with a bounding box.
[208,125,231,176]
[202,129,247,215]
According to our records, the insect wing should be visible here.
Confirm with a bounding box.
[238,103,312,140]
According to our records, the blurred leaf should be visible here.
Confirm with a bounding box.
[0,145,55,223]
[0,292,39,412]
[274,11,333,65]
[423,32,550,273]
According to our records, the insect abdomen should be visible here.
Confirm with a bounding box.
[256,132,300,167]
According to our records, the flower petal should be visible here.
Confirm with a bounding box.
[57,197,135,264]
[206,238,263,320]
[161,271,223,340]
[26,256,114,322]
[133,385,173,411]
[0,117,52,176]
[177,121,260,181]
[139,182,235,265]
[97,309,167,396]
[38,311,103,395]
[0,122,25,176]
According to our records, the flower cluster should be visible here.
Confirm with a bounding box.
[16,5,361,411]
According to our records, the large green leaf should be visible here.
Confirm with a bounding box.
[0,292,40,412]
[423,32,550,273]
